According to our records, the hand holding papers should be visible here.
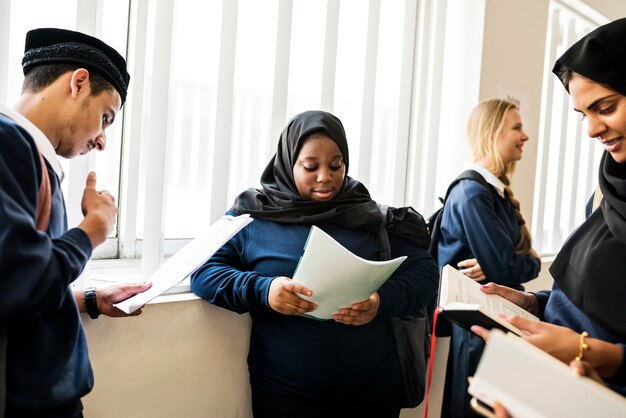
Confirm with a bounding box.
[114,214,253,314]
[468,330,626,417]
[437,265,538,336]
[291,226,406,320]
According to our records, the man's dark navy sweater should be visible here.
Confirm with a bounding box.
[0,114,92,417]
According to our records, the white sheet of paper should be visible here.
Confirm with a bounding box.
[114,214,253,314]
[291,226,406,320]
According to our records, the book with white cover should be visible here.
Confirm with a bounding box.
[291,225,407,320]
[437,265,538,336]
[114,214,253,314]
[468,330,626,417]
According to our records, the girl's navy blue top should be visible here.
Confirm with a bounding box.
[437,178,540,288]
[191,212,438,399]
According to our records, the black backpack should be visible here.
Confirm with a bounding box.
[427,170,490,261]
[377,205,430,408]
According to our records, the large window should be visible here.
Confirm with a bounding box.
[532,1,607,255]
[124,0,448,282]
[1,0,130,260]
[7,0,593,287]
[2,0,452,286]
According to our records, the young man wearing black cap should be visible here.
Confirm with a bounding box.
[0,28,152,417]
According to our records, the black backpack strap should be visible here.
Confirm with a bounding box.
[377,203,431,407]
[377,204,391,261]
[443,169,491,201]
[428,169,491,258]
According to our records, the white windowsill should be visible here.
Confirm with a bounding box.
[82,254,556,308]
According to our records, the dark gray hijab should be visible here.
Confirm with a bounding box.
[550,18,626,337]
[230,110,431,250]
[230,110,382,232]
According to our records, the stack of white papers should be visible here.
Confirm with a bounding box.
[291,226,406,320]
[114,214,253,314]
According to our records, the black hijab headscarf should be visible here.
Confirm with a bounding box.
[231,110,430,248]
[553,17,626,97]
[549,18,626,337]
[231,110,382,231]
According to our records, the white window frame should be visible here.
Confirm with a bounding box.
[0,0,458,290]
[532,0,608,255]
[115,0,452,284]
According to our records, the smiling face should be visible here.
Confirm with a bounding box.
[56,70,121,158]
[292,134,346,201]
[495,108,529,165]
[569,73,626,163]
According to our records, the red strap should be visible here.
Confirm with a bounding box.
[35,152,51,232]
[424,306,443,418]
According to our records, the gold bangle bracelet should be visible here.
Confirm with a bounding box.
[575,331,590,361]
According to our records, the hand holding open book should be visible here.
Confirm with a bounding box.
[437,265,539,336]
[468,330,626,417]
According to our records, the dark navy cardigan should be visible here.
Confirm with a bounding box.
[0,114,92,417]
[191,212,438,400]
[437,179,540,287]
[436,177,540,418]
[535,197,626,396]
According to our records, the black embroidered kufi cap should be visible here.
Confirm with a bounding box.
[22,28,130,104]
[553,17,626,96]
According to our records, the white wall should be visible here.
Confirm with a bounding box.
[82,297,454,418]
[477,0,550,230]
[581,0,626,20]
[82,300,252,418]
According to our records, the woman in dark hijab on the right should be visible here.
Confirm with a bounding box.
[473,17,626,398]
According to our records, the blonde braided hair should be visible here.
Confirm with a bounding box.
[467,98,533,255]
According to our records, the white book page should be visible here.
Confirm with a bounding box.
[469,331,626,418]
[291,226,406,320]
[114,215,253,314]
[439,265,537,321]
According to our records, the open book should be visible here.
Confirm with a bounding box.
[114,214,253,314]
[468,330,626,417]
[437,265,538,336]
[291,226,406,320]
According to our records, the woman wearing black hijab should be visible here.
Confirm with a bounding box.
[191,110,438,417]
[475,18,626,397]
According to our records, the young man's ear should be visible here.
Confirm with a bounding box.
[69,68,90,99]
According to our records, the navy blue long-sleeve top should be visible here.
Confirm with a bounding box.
[0,113,93,417]
[190,212,438,399]
[534,285,626,396]
[534,196,626,395]
[437,179,540,289]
